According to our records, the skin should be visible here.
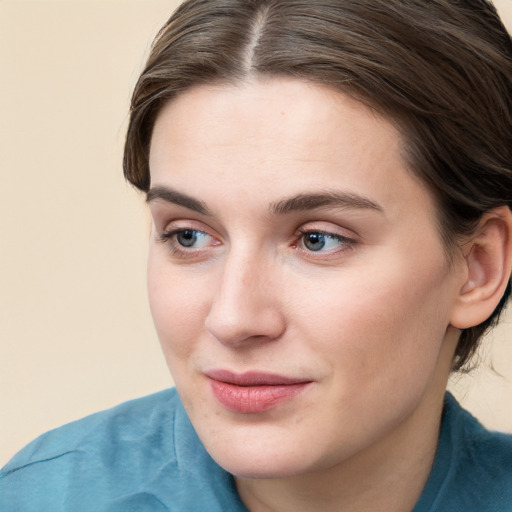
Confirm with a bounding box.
[147,78,469,512]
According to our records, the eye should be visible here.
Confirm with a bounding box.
[299,230,354,253]
[175,229,212,248]
[159,228,216,252]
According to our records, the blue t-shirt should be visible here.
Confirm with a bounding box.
[1,389,511,511]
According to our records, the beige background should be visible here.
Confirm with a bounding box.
[1,0,511,467]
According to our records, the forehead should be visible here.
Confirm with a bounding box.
[151,78,398,155]
[149,77,434,221]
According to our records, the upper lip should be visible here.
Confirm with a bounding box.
[205,369,313,386]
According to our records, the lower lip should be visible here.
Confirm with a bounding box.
[209,379,310,414]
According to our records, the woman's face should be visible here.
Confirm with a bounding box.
[147,78,465,478]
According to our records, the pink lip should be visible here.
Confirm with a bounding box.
[205,370,312,414]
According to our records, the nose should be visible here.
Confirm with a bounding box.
[205,251,286,347]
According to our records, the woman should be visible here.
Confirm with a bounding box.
[2,0,512,510]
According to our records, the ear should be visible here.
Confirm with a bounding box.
[450,206,512,330]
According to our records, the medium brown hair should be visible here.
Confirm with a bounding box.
[124,0,512,371]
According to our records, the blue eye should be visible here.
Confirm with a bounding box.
[175,229,212,248]
[301,231,348,252]
[159,228,214,250]
[176,230,198,247]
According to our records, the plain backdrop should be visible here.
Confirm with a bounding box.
[1,0,512,466]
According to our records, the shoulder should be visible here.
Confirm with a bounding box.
[0,388,245,511]
[416,393,512,512]
[2,388,179,475]
[446,392,512,472]
[1,388,245,511]
[448,394,512,509]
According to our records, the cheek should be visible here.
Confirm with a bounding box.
[293,255,455,382]
[147,254,210,364]
[285,258,456,445]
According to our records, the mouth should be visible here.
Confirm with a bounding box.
[205,369,313,414]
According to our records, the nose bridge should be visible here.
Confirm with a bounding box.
[224,245,269,300]
[205,243,284,345]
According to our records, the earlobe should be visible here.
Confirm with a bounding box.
[450,206,512,330]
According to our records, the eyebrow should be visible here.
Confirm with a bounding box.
[146,186,210,215]
[270,191,384,215]
[146,185,384,216]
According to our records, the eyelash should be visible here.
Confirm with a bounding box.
[157,227,357,258]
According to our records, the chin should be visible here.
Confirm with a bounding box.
[199,423,335,480]
[214,450,312,480]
